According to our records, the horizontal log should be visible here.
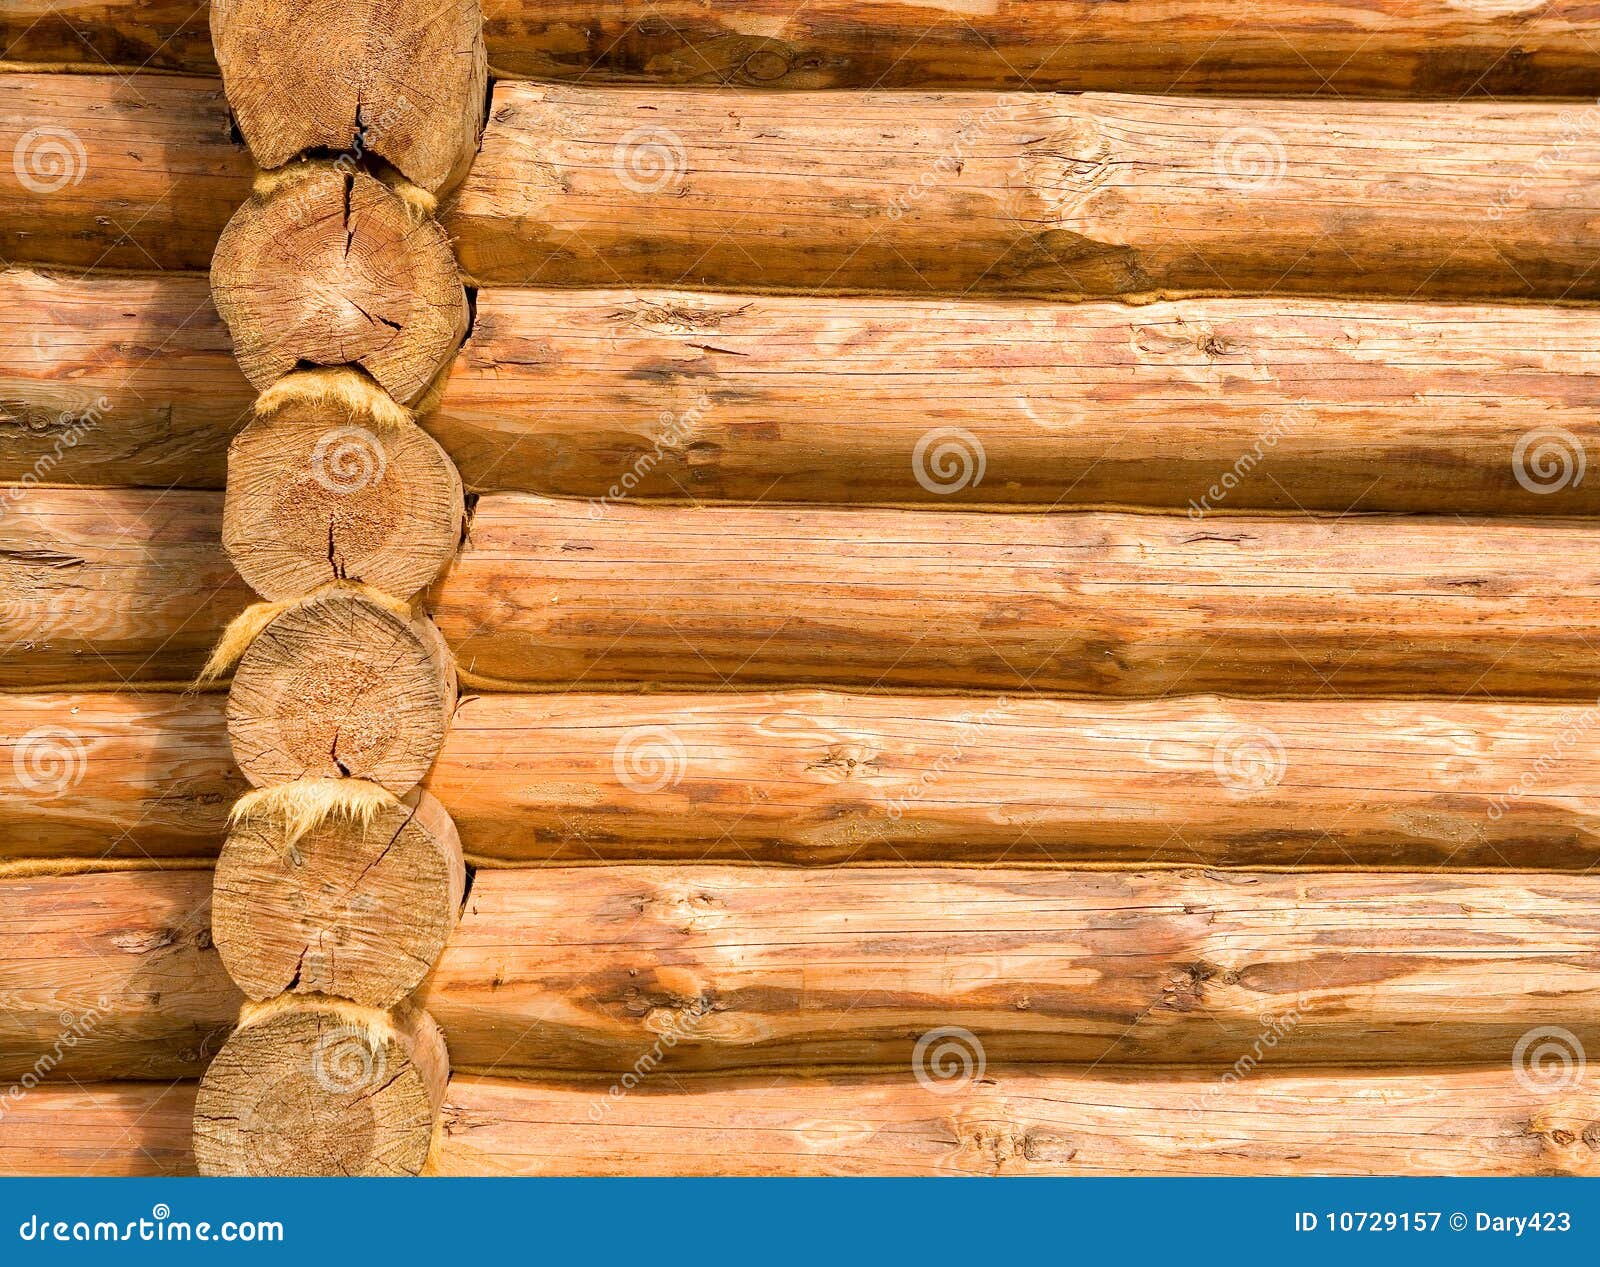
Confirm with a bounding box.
[10,487,1600,694]
[12,867,1600,1078]
[0,487,250,687]
[448,85,1600,300]
[437,495,1600,697]
[24,269,1600,518]
[438,288,1600,513]
[13,690,1600,871]
[9,1067,1599,1177]
[16,2,1600,98]
[0,871,238,1083]
[0,75,250,272]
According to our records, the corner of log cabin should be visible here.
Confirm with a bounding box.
[5,0,1600,1185]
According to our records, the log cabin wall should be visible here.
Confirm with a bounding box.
[5,2,1600,1177]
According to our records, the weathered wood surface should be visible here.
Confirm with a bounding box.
[0,75,250,272]
[0,271,250,490]
[15,690,1600,871]
[0,488,249,688]
[435,1069,1600,1177]
[0,871,238,1082]
[15,1,1600,98]
[26,271,1600,517]
[11,488,1600,695]
[449,85,1600,300]
[437,496,1600,697]
[13,867,1600,1077]
[438,288,1600,513]
[0,693,243,859]
[10,1068,1600,1177]
[0,1082,198,1177]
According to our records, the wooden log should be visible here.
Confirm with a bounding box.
[0,870,238,1083]
[437,287,1600,514]
[212,164,468,405]
[436,495,1600,698]
[448,84,1600,300]
[16,2,1600,99]
[223,371,465,600]
[225,587,456,793]
[210,0,485,195]
[421,865,1600,1074]
[20,271,1600,517]
[434,1068,1600,1177]
[0,487,250,688]
[0,270,251,491]
[0,1082,198,1177]
[213,786,465,1007]
[192,998,447,1176]
[0,693,242,860]
[10,1066,1600,1177]
[14,689,1600,872]
[0,75,250,273]
[13,867,1600,1076]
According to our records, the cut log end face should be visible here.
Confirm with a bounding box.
[193,1003,446,1177]
[210,165,468,404]
[226,590,456,794]
[224,404,464,601]
[210,0,485,194]
[214,791,464,1008]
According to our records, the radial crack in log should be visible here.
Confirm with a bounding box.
[224,370,465,600]
[212,164,467,404]
[226,586,455,793]
[214,784,464,1007]
[193,999,446,1177]
[210,0,485,195]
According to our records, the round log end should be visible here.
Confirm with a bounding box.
[210,0,485,194]
[214,784,464,1008]
[224,371,465,601]
[194,1000,447,1176]
[226,587,456,794]
[211,164,468,404]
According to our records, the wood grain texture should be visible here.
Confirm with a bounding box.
[0,870,238,1082]
[0,270,251,491]
[0,487,250,688]
[0,1082,198,1177]
[11,867,1600,1078]
[14,690,1600,871]
[28,271,1600,518]
[448,84,1600,299]
[0,693,243,859]
[435,1068,1600,1177]
[9,1069,1599,1177]
[437,288,1600,513]
[16,1,1600,98]
[0,75,250,272]
[436,495,1600,698]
